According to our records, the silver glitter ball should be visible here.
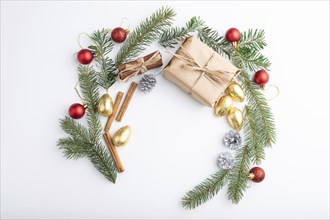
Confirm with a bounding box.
[224,130,242,150]
[217,152,235,170]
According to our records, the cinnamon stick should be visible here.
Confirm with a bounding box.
[103,132,125,173]
[104,91,124,132]
[116,82,138,122]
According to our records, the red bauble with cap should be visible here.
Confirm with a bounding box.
[254,70,269,86]
[225,28,241,43]
[248,167,265,183]
[77,49,93,65]
[68,103,86,119]
[111,27,127,43]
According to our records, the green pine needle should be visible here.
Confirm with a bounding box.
[59,116,90,143]
[243,106,265,164]
[58,136,89,160]
[182,169,230,209]
[227,146,250,204]
[57,66,117,183]
[78,66,102,143]
[239,29,267,50]
[159,16,205,48]
[89,29,117,89]
[232,29,271,72]
[115,6,176,65]
[240,71,276,147]
[197,26,231,57]
[232,47,271,72]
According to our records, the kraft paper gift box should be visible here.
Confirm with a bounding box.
[164,36,240,107]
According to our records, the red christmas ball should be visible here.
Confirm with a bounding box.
[254,70,269,86]
[68,103,86,119]
[249,167,265,183]
[225,28,241,43]
[111,27,127,43]
[77,49,93,65]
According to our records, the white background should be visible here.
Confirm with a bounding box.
[1,1,329,219]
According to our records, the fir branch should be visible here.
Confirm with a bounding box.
[58,119,117,182]
[232,47,271,72]
[227,146,250,204]
[89,29,117,89]
[197,26,231,57]
[88,141,117,183]
[231,29,270,72]
[115,6,176,66]
[239,29,267,50]
[159,16,205,48]
[182,169,229,209]
[59,116,90,143]
[239,71,276,147]
[58,136,89,160]
[58,116,91,160]
[78,66,102,143]
[57,66,117,183]
[243,106,265,164]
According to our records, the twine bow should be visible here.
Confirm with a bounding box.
[118,51,162,82]
[168,45,238,95]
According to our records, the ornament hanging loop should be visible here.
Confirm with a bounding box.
[264,84,280,101]
[78,32,91,49]
[74,80,86,106]
[120,17,130,33]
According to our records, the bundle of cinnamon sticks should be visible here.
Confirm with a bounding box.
[117,50,163,82]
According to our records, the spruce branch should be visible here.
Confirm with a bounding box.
[89,29,117,89]
[59,116,90,143]
[57,66,117,183]
[58,136,89,160]
[88,141,118,183]
[232,47,271,72]
[239,71,276,147]
[239,29,267,50]
[57,117,117,182]
[227,146,250,204]
[115,6,176,66]
[182,169,230,209]
[78,66,102,143]
[197,26,231,57]
[231,29,270,72]
[243,106,265,164]
[159,16,205,48]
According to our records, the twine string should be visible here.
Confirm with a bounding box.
[166,45,237,95]
[118,51,162,82]
[77,32,92,49]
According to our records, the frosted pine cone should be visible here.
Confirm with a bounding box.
[217,152,235,169]
[139,74,157,93]
[224,130,242,150]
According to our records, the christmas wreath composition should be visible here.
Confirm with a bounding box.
[57,6,276,209]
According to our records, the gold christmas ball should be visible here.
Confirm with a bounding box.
[112,125,131,147]
[227,107,243,131]
[226,83,245,102]
[215,95,233,117]
[97,92,114,117]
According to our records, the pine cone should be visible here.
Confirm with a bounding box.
[139,74,157,93]
[224,130,242,150]
[217,152,235,170]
